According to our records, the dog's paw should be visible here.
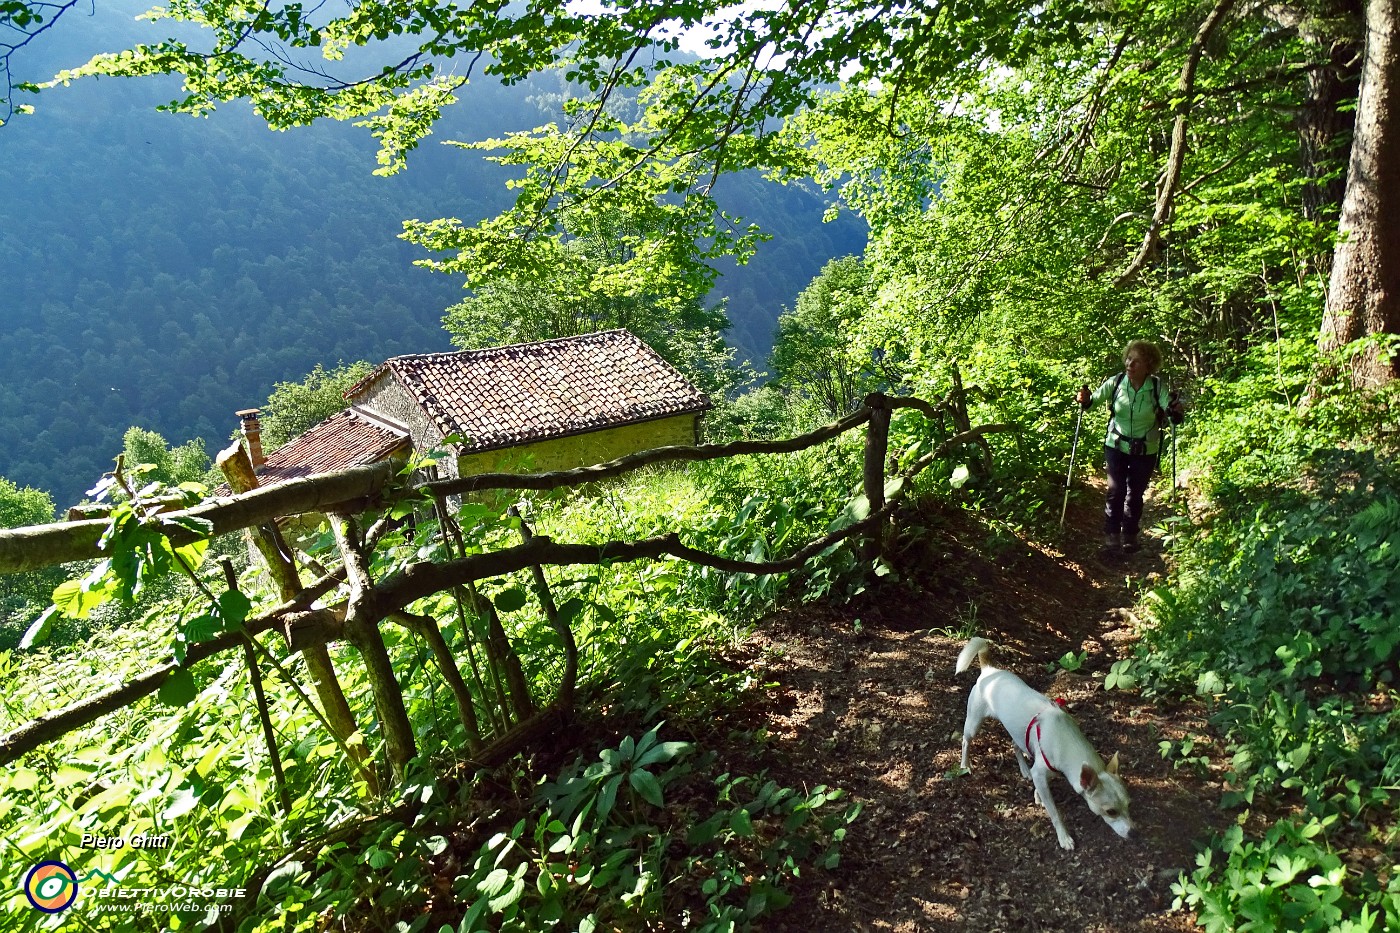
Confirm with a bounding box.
[1058,832,1076,851]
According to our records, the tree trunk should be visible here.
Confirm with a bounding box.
[1289,0,1363,230]
[1319,0,1400,388]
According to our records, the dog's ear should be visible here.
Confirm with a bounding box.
[1107,752,1120,775]
[1079,763,1099,792]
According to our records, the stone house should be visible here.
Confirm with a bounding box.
[236,329,710,490]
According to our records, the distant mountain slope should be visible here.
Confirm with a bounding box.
[0,10,864,508]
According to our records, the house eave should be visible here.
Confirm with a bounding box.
[451,406,710,457]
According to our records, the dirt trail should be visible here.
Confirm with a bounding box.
[743,488,1230,932]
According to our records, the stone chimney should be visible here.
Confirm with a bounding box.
[237,408,267,467]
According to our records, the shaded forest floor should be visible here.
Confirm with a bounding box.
[733,485,1233,931]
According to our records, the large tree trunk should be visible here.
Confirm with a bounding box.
[1284,0,1364,229]
[1318,0,1400,388]
[1298,54,1359,228]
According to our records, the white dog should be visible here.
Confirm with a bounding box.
[956,636,1133,849]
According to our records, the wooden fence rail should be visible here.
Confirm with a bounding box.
[0,389,1012,781]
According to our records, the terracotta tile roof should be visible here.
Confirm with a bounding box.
[347,329,711,453]
[215,407,411,493]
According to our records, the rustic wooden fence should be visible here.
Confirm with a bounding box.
[0,388,1010,788]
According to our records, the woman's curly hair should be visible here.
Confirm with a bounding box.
[1124,340,1163,375]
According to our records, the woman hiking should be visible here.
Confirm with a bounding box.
[1076,340,1185,552]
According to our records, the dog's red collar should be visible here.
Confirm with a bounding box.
[1024,703,1066,774]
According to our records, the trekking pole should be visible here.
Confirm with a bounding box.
[1059,385,1089,527]
[1169,390,1180,499]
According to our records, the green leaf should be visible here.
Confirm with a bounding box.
[629,769,664,807]
[949,465,972,489]
[157,667,198,707]
[556,597,586,625]
[458,897,490,932]
[184,613,220,643]
[389,489,429,519]
[635,740,692,769]
[163,785,202,821]
[597,774,621,824]
[488,871,526,913]
[8,768,39,792]
[1195,670,1226,696]
[173,537,210,570]
[493,586,528,613]
[18,606,58,649]
[163,514,214,537]
[828,494,871,533]
[217,589,252,631]
[633,727,656,759]
[730,809,755,837]
[52,572,117,619]
[263,860,305,890]
[226,811,259,843]
[686,815,724,847]
[478,867,510,898]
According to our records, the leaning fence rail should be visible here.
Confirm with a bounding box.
[0,390,1011,773]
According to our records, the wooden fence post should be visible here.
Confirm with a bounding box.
[217,441,378,793]
[948,364,993,475]
[219,558,292,816]
[217,441,304,598]
[432,496,510,738]
[0,392,1022,777]
[856,389,890,560]
[395,610,484,752]
[510,507,579,712]
[333,514,418,784]
[466,581,538,723]
[430,500,535,725]
[863,392,892,562]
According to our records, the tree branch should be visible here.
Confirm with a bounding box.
[1114,0,1238,287]
[0,461,398,574]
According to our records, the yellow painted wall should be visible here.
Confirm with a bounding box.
[456,414,699,476]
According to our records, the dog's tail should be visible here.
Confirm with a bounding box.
[955,636,995,674]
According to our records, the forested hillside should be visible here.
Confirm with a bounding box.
[1,0,1397,929]
[0,4,863,508]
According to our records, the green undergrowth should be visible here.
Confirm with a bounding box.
[419,690,859,933]
[1128,372,1400,931]
[887,346,1094,544]
[0,437,883,931]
